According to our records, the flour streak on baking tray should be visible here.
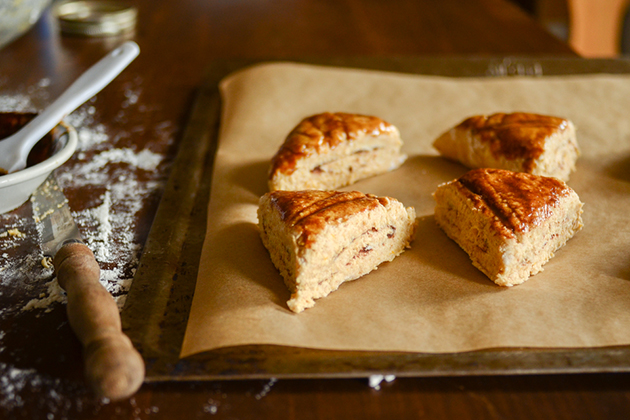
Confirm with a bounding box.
[0,78,171,312]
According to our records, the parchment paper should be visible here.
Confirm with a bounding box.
[180,62,630,358]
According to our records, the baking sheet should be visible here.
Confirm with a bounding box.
[122,57,630,381]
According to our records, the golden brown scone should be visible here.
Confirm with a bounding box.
[268,112,407,191]
[433,112,579,181]
[433,168,583,286]
[258,190,416,312]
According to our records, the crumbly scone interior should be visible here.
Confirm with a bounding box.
[434,171,583,286]
[258,199,299,288]
[289,197,415,312]
[434,183,508,282]
[270,132,406,191]
[433,114,579,181]
[530,123,579,180]
[258,192,416,312]
[498,194,583,285]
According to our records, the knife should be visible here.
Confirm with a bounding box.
[31,173,144,401]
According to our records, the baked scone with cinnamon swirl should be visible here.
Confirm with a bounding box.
[268,112,407,191]
[433,168,583,286]
[433,112,579,181]
[258,190,416,312]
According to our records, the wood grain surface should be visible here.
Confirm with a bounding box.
[6,1,629,420]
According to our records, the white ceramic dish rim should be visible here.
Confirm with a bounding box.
[0,120,77,193]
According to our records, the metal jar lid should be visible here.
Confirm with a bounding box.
[54,1,138,37]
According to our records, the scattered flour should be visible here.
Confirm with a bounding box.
[0,80,170,311]
[254,378,278,400]
[0,364,38,408]
[21,278,65,313]
[0,92,35,112]
[203,400,219,414]
[0,75,173,417]
[368,374,396,390]
[0,252,52,288]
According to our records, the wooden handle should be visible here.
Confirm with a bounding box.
[54,242,145,401]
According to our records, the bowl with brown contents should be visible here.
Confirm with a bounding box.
[0,112,77,213]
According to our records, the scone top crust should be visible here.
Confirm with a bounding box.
[454,168,573,238]
[269,112,399,177]
[458,112,570,171]
[268,190,387,248]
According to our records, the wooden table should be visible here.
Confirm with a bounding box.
[6,0,630,419]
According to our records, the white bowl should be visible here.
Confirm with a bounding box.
[0,117,77,214]
[0,0,52,50]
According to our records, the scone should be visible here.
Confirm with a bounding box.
[433,112,579,181]
[258,190,416,312]
[268,112,407,191]
[433,168,583,286]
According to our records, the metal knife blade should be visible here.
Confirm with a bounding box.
[31,172,145,401]
[31,173,83,257]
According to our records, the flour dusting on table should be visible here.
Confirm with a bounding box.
[368,374,396,390]
[0,80,171,312]
[0,74,175,417]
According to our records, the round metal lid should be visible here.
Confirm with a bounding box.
[54,1,138,37]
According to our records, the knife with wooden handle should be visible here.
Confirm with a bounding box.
[32,173,145,401]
